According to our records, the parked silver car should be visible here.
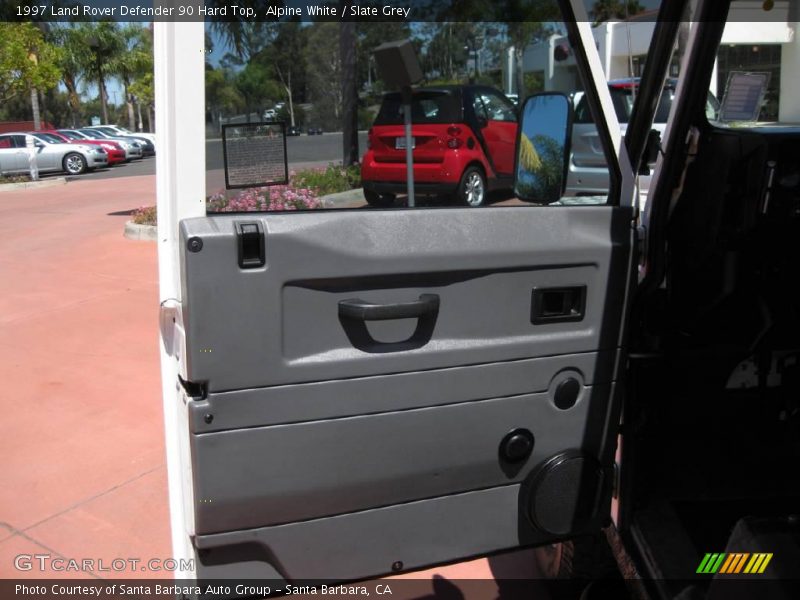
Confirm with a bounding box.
[566,78,719,197]
[86,124,156,148]
[0,132,107,176]
[83,126,156,155]
[58,128,143,161]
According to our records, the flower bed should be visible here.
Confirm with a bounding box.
[129,163,363,227]
[207,184,320,212]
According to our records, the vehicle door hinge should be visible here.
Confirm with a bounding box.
[636,224,647,261]
[178,375,207,401]
[159,298,184,358]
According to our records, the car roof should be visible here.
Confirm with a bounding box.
[608,77,678,89]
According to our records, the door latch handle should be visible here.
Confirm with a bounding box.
[338,294,440,321]
[531,286,586,324]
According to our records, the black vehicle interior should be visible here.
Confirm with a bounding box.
[624,6,800,597]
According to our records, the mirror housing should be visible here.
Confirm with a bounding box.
[639,128,662,175]
[513,92,573,204]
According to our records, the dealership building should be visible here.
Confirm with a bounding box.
[506,1,800,122]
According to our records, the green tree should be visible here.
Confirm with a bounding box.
[305,22,343,130]
[236,58,279,122]
[205,66,243,130]
[129,71,154,132]
[0,23,61,126]
[268,21,307,127]
[590,0,645,25]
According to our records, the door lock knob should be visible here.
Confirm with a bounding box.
[500,429,535,463]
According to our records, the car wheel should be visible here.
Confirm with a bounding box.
[457,166,486,207]
[63,152,87,175]
[364,189,395,208]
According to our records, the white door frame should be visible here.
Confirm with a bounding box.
[155,20,206,578]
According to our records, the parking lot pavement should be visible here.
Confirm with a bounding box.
[0,174,544,586]
[0,174,169,578]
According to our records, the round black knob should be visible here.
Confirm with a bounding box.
[554,377,581,410]
[500,429,534,462]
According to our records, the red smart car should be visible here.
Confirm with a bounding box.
[361,85,518,207]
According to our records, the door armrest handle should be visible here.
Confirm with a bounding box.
[338,294,440,321]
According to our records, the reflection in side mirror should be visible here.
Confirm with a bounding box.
[514,93,572,204]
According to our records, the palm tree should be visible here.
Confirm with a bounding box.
[50,26,87,128]
[80,22,124,124]
[109,25,151,130]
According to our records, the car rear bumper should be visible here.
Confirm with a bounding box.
[363,180,459,196]
[361,149,476,190]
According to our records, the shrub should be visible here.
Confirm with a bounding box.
[132,205,157,226]
[0,174,31,184]
[291,163,361,196]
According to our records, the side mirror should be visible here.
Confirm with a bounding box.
[514,92,572,204]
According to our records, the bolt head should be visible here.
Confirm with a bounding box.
[188,237,203,252]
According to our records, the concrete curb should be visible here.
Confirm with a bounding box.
[319,188,365,208]
[0,177,67,193]
[124,220,157,241]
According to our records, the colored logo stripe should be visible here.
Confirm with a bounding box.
[744,553,773,574]
[719,553,749,574]
[697,552,773,574]
[697,553,725,574]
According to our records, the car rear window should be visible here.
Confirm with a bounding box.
[374,91,462,125]
[575,86,719,125]
[36,133,63,143]
[574,88,637,124]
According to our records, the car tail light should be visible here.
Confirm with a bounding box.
[446,125,464,149]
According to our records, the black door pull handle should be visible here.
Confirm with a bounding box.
[338,294,440,321]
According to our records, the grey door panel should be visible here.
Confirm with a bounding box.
[192,384,608,534]
[194,485,527,582]
[179,207,631,393]
[179,204,633,580]
[189,351,612,432]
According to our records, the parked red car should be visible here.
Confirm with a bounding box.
[361,85,518,207]
[40,130,127,165]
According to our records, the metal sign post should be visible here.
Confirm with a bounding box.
[373,40,423,208]
[401,86,415,207]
